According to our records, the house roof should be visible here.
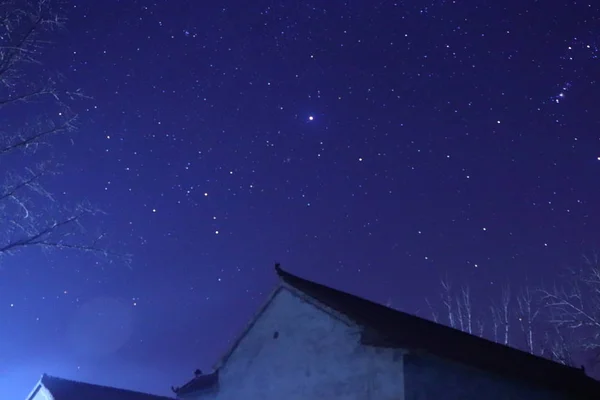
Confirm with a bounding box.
[275,263,600,399]
[172,371,219,397]
[30,374,174,400]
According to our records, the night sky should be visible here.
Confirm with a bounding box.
[2,0,600,397]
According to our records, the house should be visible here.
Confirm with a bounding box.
[26,373,174,400]
[173,263,600,400]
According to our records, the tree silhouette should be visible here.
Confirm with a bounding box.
[0,0,126,264]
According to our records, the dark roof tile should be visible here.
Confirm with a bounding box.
[173,371,219,396]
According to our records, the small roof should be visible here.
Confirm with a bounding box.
[275,264,600,399]
[29,374,174,400]
[171,371,219,397]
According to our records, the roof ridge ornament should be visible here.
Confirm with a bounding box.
[274,262,283,274]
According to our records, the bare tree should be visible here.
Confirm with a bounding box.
[423,264,597,368]
[540,252,600,358]
[489,302,501,343]
[516,286,540,353]
[425,297,439,323]
[539,324,576,367]
[440,276,456,328]
[0,0,125,264]
[429,278,545,351]
[458,285,473,334]
[475,318,485,338]
[488,285,512,345]
[455,287,464,331]
[500,284,511,345]
[430,278,481,337]
[450,284,474,334]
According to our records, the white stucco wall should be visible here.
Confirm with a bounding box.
[197,287,406,400]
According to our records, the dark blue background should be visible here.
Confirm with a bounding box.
[1,0,598,397]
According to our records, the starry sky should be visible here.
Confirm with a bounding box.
[2,0,599,397]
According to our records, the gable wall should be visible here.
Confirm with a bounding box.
[28,386,54,400]
[403,352,570,400]
[198,287,406,400]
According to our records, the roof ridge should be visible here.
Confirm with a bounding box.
[275,263,580,368]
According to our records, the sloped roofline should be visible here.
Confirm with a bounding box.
[25,376,50,400]
[211,278,354,371]
[175,286,288,396]
[211,285,282,370]
[274,263,600,398]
